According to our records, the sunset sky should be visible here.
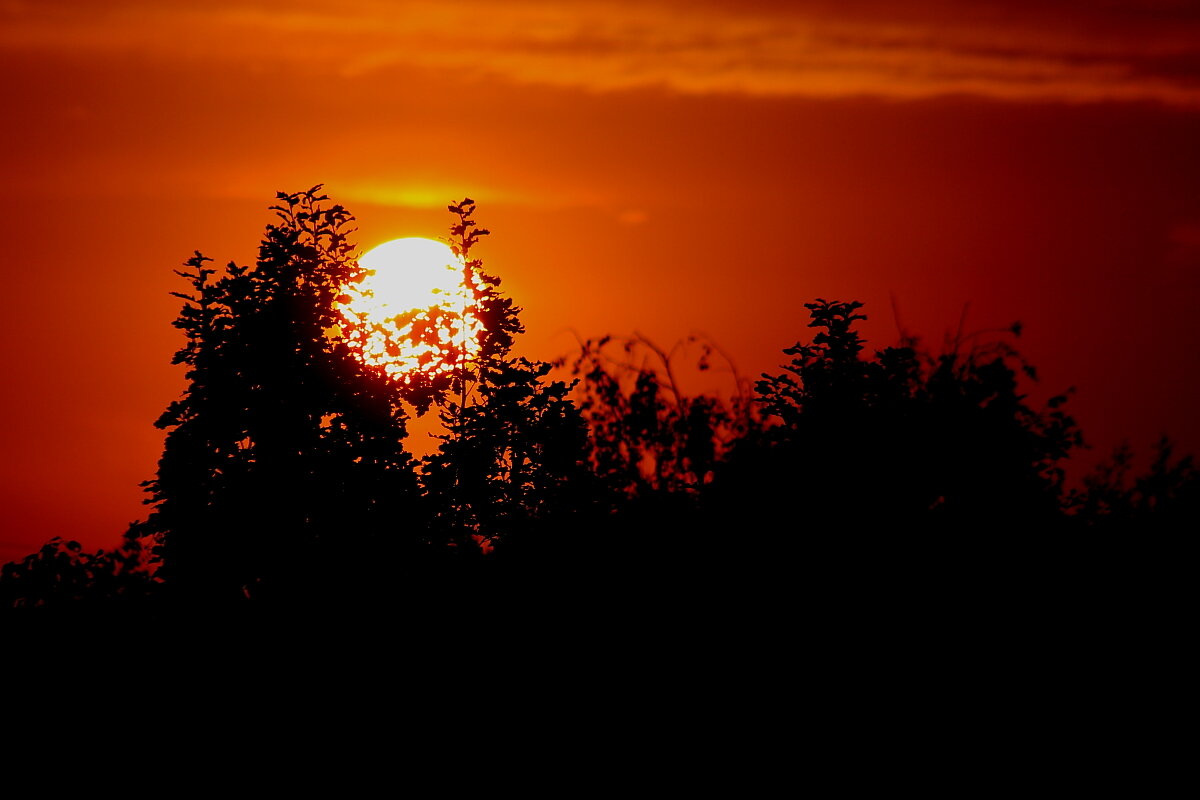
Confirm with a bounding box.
[3,0,1199,563]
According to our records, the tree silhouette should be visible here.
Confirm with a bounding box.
[418,200,594,569]
[140,187,423,606]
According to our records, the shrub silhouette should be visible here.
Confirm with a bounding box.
[1068,437,1199,532]
[552,333,761,587]
[730,298,1082,543]
[0,536,155,610]
[563,333,757,498]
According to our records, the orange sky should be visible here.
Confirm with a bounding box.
[3,0,1199,563]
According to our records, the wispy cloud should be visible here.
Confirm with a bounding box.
[4,0,1199,106]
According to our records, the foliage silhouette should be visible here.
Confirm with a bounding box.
[562,332,757,498]
[418,200,596,575]
[722,298,1083,556]
[135,192,595,608]
[1068,437,1199,532]
[139,187,424,606]
[2,194,1194,616]
[552,333,762,585]
[0,535,155,610]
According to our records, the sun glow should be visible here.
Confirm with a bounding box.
[338,237,481,380]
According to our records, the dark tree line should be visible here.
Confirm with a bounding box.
[3,189,1195,614]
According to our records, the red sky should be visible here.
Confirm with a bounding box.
[3,0,1199,563]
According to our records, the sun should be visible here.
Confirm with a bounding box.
[337,237,481,381]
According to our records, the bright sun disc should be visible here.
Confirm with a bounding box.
[338,237,480,380]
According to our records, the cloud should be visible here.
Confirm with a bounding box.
[4,0,1199,106]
